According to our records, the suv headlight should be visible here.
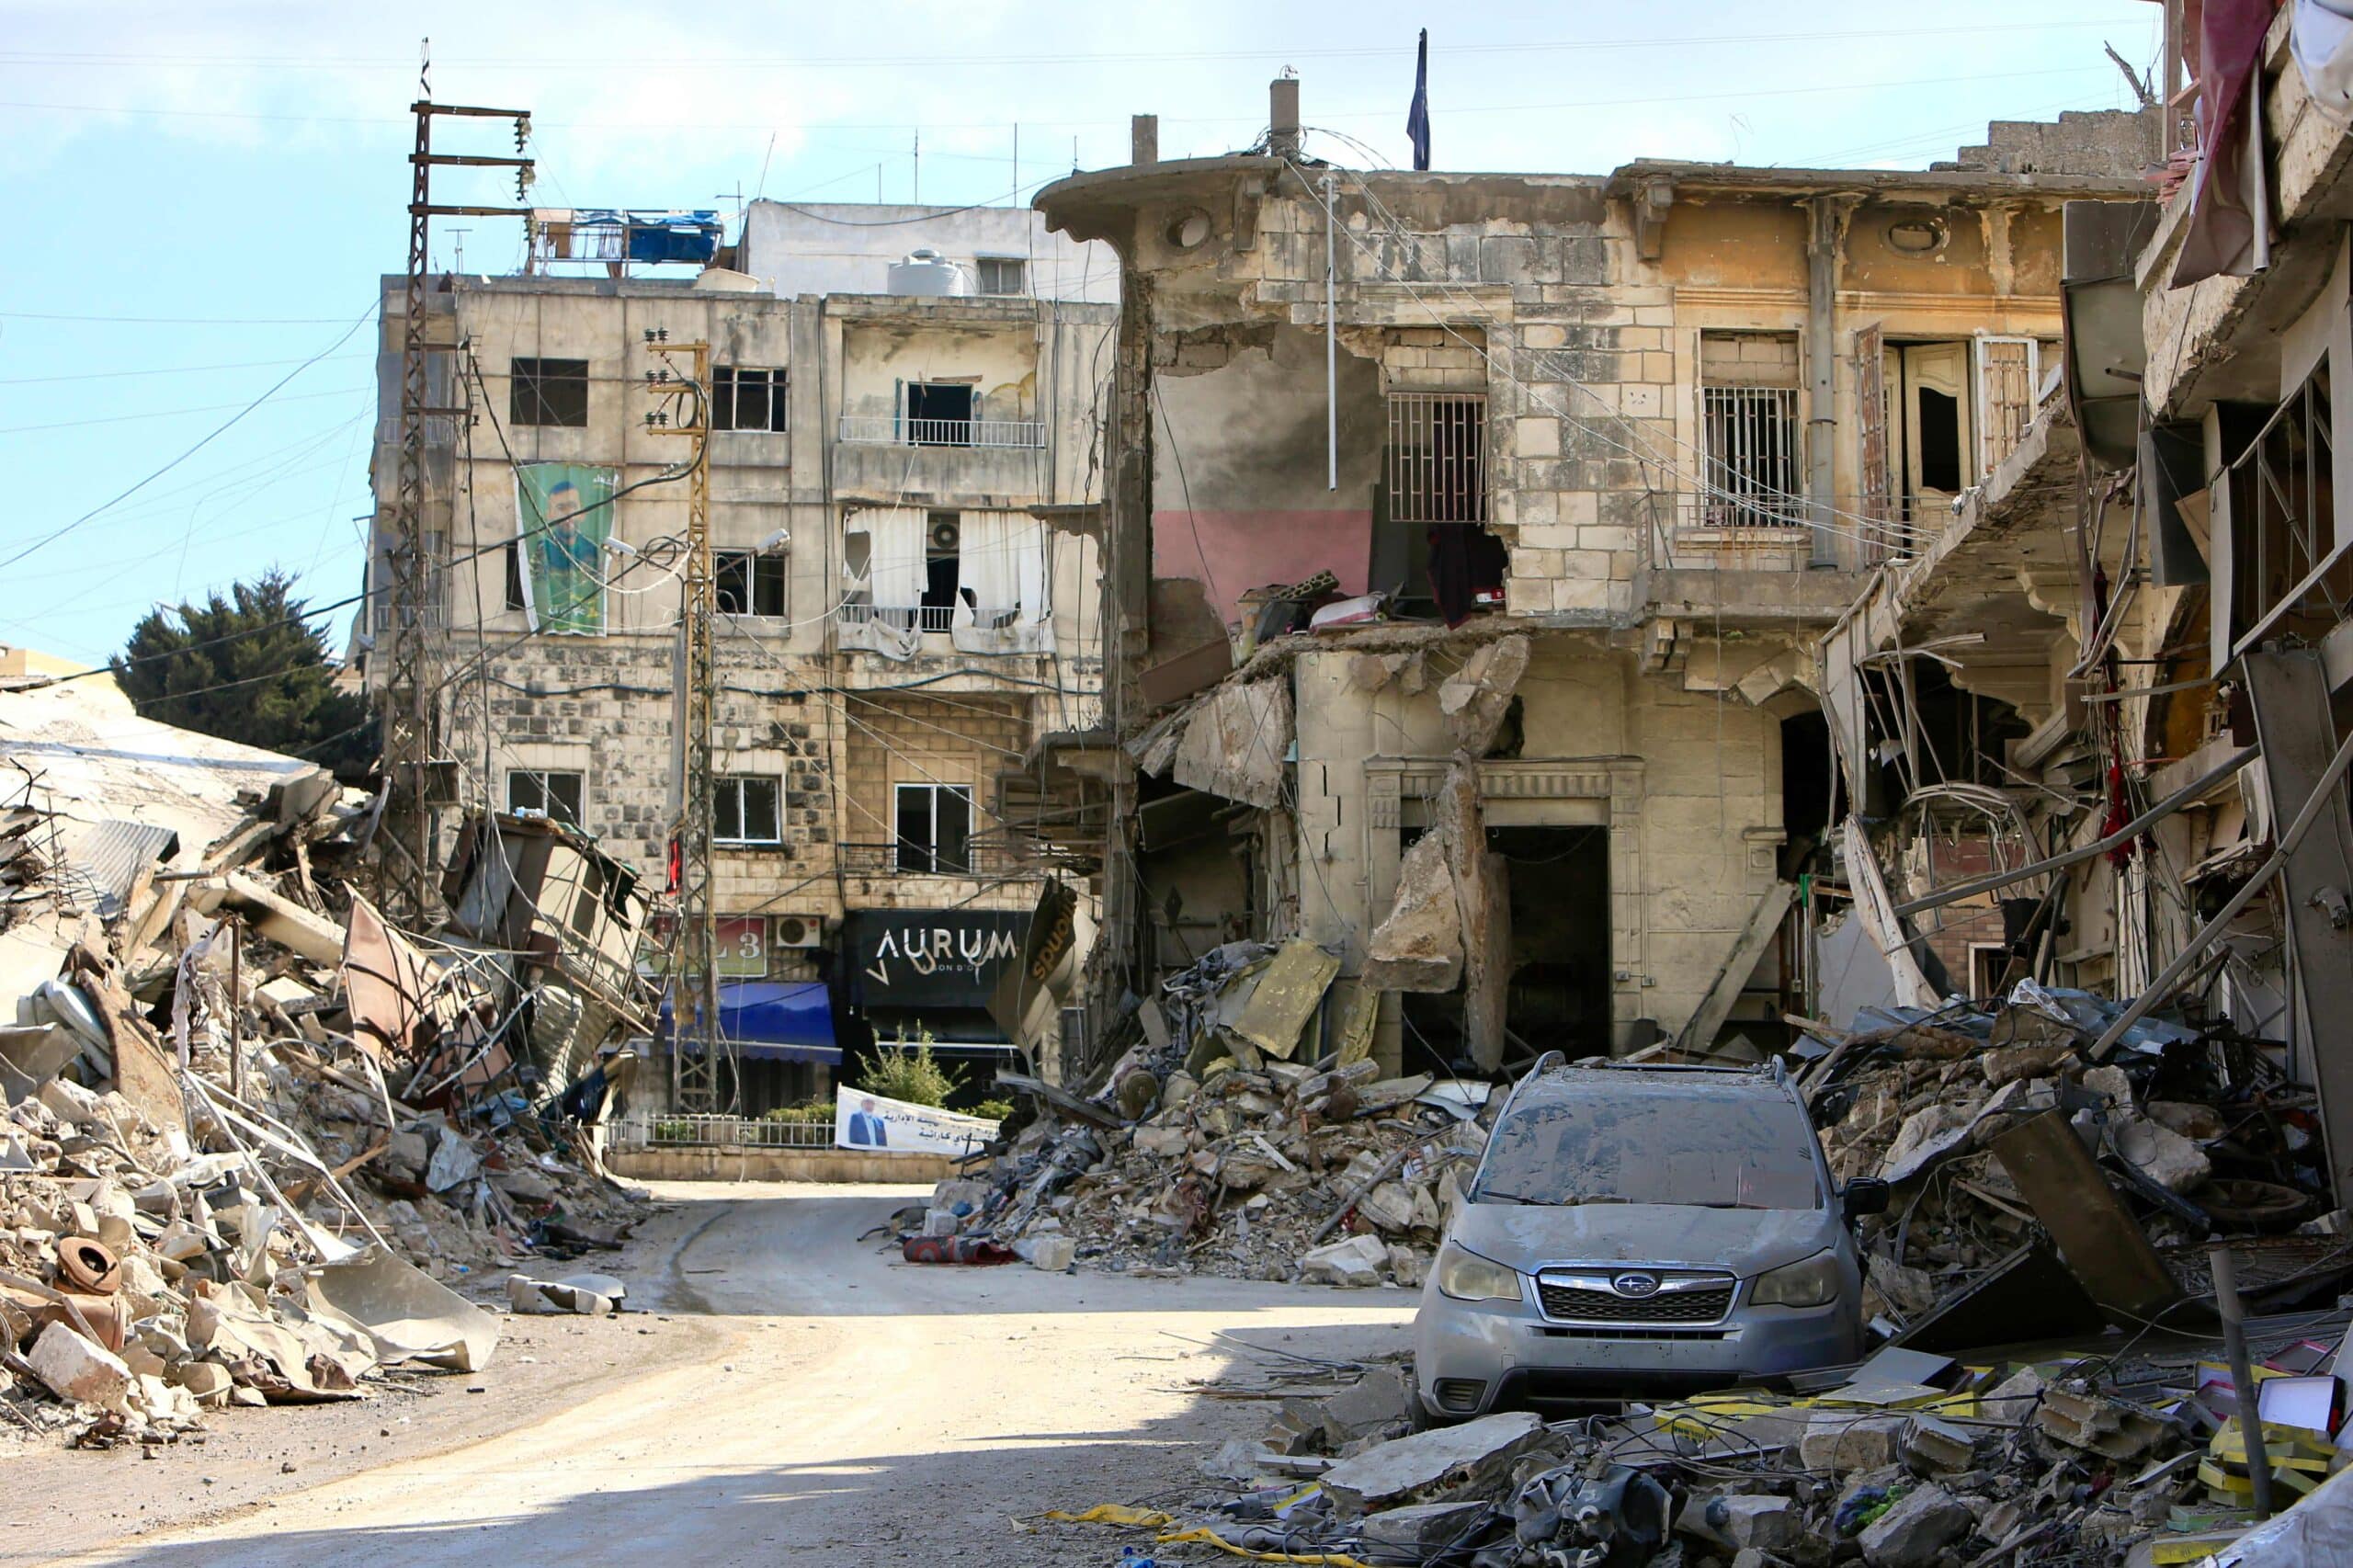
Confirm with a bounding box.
[1749,1250,1841,1309]
[1434,1242,1522,1303]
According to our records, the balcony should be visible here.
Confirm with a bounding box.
[835,415,1044,449]
[1631,491,1870,627]
[834,839,1038,878]
[840,602,957,635]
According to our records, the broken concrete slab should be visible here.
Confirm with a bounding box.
[1320,1410,1548,1517]
[1797,1413,1907,1471]
[1437,633,1530,756]
[1362,831,1464,993]
[1677,1492,1799,1554]
[1319,1368,1411,1447]
[1171,677,1291,810]
[1859,1483,1972,1568]
[1300,1233,1390,1288]
[1357,1500,1489,1557]
[1992,1109,2180,1321]
[26,1320,131,1408]
[506,1274,615,1315]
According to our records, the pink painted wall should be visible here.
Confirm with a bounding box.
[1152,508,1373,629]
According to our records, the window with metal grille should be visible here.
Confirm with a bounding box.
[1386,393,1486,525]
[506,768,585,827]
[1701,386,1804,528]
[510,358,588,427]
[894,783,972,873]
[712,366,787,433]
[714,776,782,845]
[974,257,1025,296]
[714,550,788,617]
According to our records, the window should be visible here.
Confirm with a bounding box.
[714,775,782,845]
[905,381,974,446]
[1386,393,1487,524]
[1974,337,2039,477]
[1699,332,1803,528]
[503,541,527,611]
[510,358,589,427]
[712,366,788,433]
[715,550,789,617]
[506,768,585,827]
[975,257,1025,297]
[894,783,972,873]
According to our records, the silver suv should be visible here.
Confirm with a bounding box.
[1413,1057,1886,1419]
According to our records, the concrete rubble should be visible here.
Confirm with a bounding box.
[883,937,1489,1283]
[1041,1313,2353,1567]
[1,676,652,1450]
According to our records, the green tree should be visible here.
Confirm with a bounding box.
[111,570,373,780]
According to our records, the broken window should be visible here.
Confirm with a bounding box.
[503,540,528,611]
[1386,393,1487,524]
[894,782,972,873]
[2223,363,2351,654]
[711,366,787,433]
[974,256,1025,296]
[714,549,788,618]
[1699,332,1803,528]
[510,358,589,427]
[904,381,975,446]
[505,768,585,827]
[714,775,782,845]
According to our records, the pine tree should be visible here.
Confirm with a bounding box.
[111,570,373,780]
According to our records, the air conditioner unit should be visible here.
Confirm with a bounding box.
[929,516,961,553]
[774,915,823,949]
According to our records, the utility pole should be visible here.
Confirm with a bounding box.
[381,65,534,926]
[642,336,727,1116]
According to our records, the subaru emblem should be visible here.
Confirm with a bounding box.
[1611,1272,1661,1299]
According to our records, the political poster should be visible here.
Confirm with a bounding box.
[835,1088,999,1157]
[515,462,618,634]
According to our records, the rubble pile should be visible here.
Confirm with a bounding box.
[1,674,652,1449]
[1051,1331,2353,1566]
[1804,981,2343,1335]
[895,937,1491,1284]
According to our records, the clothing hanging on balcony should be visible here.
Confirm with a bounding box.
[2294,0,2353,122]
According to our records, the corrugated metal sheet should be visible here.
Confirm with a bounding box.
[51,817,178,919]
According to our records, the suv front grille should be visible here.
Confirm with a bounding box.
[1536,1281,1734,1324]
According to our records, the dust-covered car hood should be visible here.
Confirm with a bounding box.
[1449,1200,1836,1278]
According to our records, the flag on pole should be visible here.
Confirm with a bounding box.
[1406,28,1431,170]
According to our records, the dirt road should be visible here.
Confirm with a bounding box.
[31,1182,1415,1567]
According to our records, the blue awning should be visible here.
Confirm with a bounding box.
[657,981,840,1063]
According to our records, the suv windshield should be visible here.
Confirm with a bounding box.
[1476,1084,1824,1210]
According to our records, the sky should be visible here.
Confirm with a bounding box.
[0,0,2162,668]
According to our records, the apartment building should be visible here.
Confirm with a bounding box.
[1027,85,2151,1080]
[365,202,1115,1110]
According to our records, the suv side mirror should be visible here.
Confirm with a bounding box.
[1843,1179,1890,1221]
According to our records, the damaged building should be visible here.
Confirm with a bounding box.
[1026,83,2156,1079]
[1821,0,2353,1210]
[364,203,1115,1109]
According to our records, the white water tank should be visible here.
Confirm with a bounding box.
[887,246,972,296]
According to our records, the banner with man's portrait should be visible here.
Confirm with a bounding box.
[515,462,618,634]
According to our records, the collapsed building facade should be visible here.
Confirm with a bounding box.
[1029,85,2156,1081]
[366,204,1115,1109]
[1823,2,2353,1209]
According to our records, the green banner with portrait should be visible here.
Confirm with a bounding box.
[515,462,618,634]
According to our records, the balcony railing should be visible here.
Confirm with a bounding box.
[840,602,957,634]
[835,415,1044,449]
[835,839,1034,878]
[616,1112,835,1151]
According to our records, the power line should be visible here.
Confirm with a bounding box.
[0,384,369,437]
[0,303,377,573]
[0,351,373,386]
[0,309,373,325]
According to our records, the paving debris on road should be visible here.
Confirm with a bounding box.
[2,676,648,1451]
